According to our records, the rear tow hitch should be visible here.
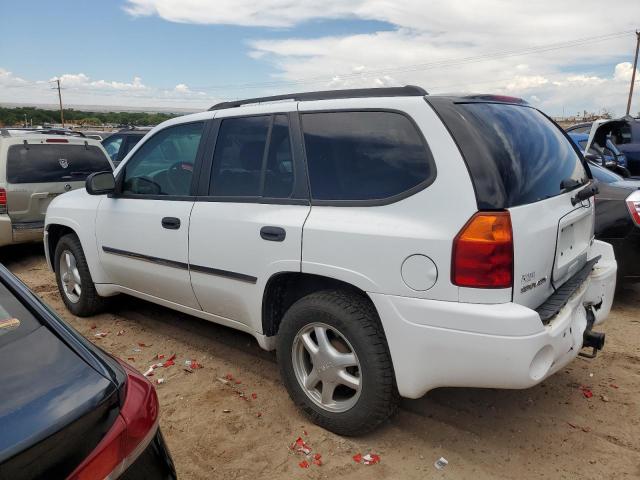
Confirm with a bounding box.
[579,306,605,359]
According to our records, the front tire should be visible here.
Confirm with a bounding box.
[54,233,107,317]
[277,290,399,436]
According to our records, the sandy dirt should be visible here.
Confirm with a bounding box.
[3,243,639,479]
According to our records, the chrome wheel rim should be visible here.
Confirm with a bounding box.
[292,322,362,413]
[59,250,81,303]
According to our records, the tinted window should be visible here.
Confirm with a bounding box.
[430,100,588,208]
[263,115,294,198]
[302,111,434,201]
[210,116,269,197]
[7,144,112,184]
[123,122,203,196]
[209,115,295,199]
[123,135,143,156]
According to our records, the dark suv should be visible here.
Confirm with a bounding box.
[102,127,152,167]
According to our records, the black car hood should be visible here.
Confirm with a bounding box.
[0,325,119,479]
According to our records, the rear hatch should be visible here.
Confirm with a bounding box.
[428,97,593,309]
[0,278,121,479]
[4,139,112,225]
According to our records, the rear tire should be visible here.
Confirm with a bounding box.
[277,290,399,436]
[54,233,107,317]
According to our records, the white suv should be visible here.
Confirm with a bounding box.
[44,86,617,435]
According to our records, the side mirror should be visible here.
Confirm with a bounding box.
[86,171,115,195]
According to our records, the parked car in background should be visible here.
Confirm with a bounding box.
[0,263,176,479]
[45,87,616,435]
[588,163,640,282]
[0,130,113,247]
[102,127,152,167]
[567,117,640,177]
[568,132,630,177]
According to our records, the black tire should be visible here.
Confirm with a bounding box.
[277,290,399,436]
[54,233,107,317]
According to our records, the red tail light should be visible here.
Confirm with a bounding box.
[0,189,6,214]
[46,138,68,143]
[627,191,640,226]
[67,361,159,480]
[452,211,513,288]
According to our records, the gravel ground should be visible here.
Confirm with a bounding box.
[4,243,639,479]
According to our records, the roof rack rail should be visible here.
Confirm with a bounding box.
[209,85,427,111]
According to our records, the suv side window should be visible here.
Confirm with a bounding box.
[209,115,294,198]
[301,111,434,201]
[122,122,204,196]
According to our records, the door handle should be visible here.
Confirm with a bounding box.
[260,226,286,242]
[161,217,181,230]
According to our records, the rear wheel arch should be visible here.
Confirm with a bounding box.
[261,272,378,337]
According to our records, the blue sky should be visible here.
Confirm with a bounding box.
[1,0,639,115]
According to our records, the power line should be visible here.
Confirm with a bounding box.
[190,29,636,92]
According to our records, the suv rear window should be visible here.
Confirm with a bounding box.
[428,99,588,209]
[301,111,435,202]
[7,144,111,184]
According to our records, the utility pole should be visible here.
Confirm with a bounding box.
[626,30,640,117]
[54,78,65,128]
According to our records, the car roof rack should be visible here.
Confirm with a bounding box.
[208,85,428,111]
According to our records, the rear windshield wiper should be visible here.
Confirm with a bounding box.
[571,181,599,206]
[560,178,583,192]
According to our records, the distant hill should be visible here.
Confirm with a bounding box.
[0,105,185,127]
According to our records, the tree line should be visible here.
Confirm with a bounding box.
[0,106,178,127]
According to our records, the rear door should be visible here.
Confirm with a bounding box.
[5,139,112,226]
[96,121,206,308]
[428,99,593,309]
[188,109,310,331]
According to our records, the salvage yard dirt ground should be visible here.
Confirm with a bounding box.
[4,244,639,479]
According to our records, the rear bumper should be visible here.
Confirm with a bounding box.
[370,240,617,399]
[121,428,177,480]
[0,217,44,247]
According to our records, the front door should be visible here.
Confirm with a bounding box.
[96,121,206,308]
[189,112,310,332]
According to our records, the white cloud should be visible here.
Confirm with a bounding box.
[122,0,640,115]
[613,62,638,82]
[0,70,219,110]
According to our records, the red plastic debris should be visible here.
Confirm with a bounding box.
[313,453,322,466]
[291,437,312,455]
[251,393,257,400]
[138,342,151,347]
[127,357,135,361]
[167,353,176,362]
[155,353,165,360]
[225,373,233,381]
[580,386,593,398]
[353,452,380,465]
[298,460,309,469]
[163,359,175,368]
[189,360,203,369]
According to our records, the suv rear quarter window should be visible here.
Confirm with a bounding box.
[301,111,435,202]
[428,99,588,209]
[7,143,112,184]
